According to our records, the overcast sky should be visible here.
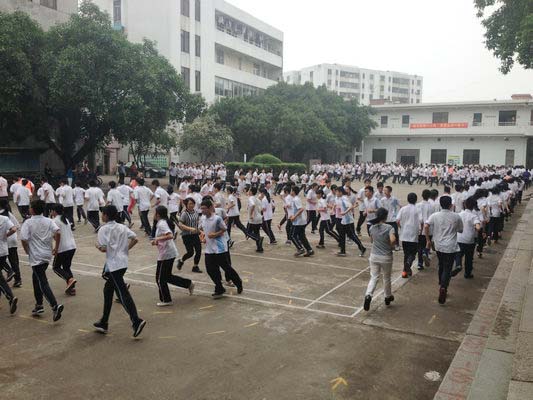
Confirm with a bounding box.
[229,0,532,102]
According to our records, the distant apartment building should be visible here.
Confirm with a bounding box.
[0,0,77,29]
[284,63,423,105]
[363,94,533,167]
[93,0,284,104]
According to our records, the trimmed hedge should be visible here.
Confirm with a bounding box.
[225,162,307,177]
[251,153,282,164]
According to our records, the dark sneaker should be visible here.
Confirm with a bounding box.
[132,319,147,338]
[336,252,347,257]
[359,247,367,257]
[258,237,264,250]
[32,305,44,316]
[363,295,372,311]
[65,278,77,293]
[407,268,413,277]
[52,304,64,322]
[176,259,184,271]
[303,250,315,257]
[451,265,462,277]
[385,295,395,306]
[93,320,108,334]
[256,248,264,253]
[464,274,474,279]
[316,244,325,249]
[236,284,243,295]
[212,288,226,299]
[438,287,447,304]
[423,253,431,267]
[9,297,18,314]
[294,249,305,257]
[192,266,203,273]
[13,280,22,288]
[188,282,195,295]
[417,265,424,271]
[225,280,235,287]
[270,241,277,245]
[6,270,15,282]
[228,240,235,249]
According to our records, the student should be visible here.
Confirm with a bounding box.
[40,178,56,217]
[396,193,421,277]
[417,189,433,269]
[486,186,503,244]
[0,211,18,314]
[356,179,372,234]
[117,181,134,227]
[20,200,64,321]
[0,200,21,287]
[199,199,243,298]
[278,186,293,245]
[56,179,75,230]
[14,179,31,220]
[133,178,154,237]
[381,186,400,251]
[363,208,396,311]
[305,183,319,234]
[74,182,87,224]
[106,181,124,210]
[167,185,181,227]
[152,206,194,306]
[335,187,366,257]
[85,180,105,232]
[94,205,146,337]
[259,188,277,244]
[50,204,77,295]
[176,198,203,273]
[290,186,314,257]
[455,197,481,279]
[247,187,265,253]
[316,189,340,249]
[362,186,381,236]
[424,196,463,304]
[225,186,263,247]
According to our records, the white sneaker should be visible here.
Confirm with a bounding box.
[188,282,195,296]
[156,301,173,307]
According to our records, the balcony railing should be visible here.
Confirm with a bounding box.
[216,25,282,56]
[498,121,516,126]
[375,121,531,129]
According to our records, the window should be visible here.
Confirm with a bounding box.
[113,0,121,22]
[380,75,385,82]
[215,76,263,98]
[181,30,190,53]
[499,110,517,126]
[416,99,420,104]
[505,149,515,166]
[432,112,449,123]
[473,113,482,126]
[328,69,332,75]
[530,110,533,125]
[339,81,358,89]
[40,0,57,9]
[463,149,480,165]
[362,83,365,89]
[431,149,447,164]
[370,74,374,80]
[327,79,332,86]
[195,71,201,92]
[369,94,373,100]
[216,48,224,64]
[310,71,314,81]
[195,0,200,21]
[181,0,190,17]
[181,67,190,89]
[363,73,365,79]
[361,93,364,99]
[402,115,410,127]
[380,85,384,92]
[380,116,388,128]
[417,80,422,86]
[195,35,201,57]
[253,63,260,76]
[372,149,387,163]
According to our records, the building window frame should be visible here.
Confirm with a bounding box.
[181,30,190,53]
[181,0,190,17]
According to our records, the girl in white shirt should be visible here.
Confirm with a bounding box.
[152,206,194,306]
[0,211,17,314]
[0,200,21,286]
[259,188,276,244]
[50,204,77,295]
[167,185,181,227]
[316,189,340,249]
[73,182,87,224]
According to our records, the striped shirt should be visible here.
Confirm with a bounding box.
[179,210,200,236]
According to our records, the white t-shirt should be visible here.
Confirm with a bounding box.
[262,197,273,221]
[117,184,133,207]
[396,204,421,243]
[20,215,60,266]
[6,212,19,248]
[0,176,7,198]
[227,194,240,217]
[0,215,14,257]
[56,185,74,207]
[155,219,178,261]
[97,221,137,272]
[85,187,105,211]
[134,186,153,212]
[291,196,307,226]
[248,196,263,224]
[154,187,169,207]
[168,193,180,213]
[306,190,317,211]
[199,214,228,254]
[213,192,226,209]
[457,210,480,244]
[107,188,124,208]
[15,186,31,206]
[41,182,56,203]
[74,187,86,206]
[53,216,76,253]
[318,198,329,222]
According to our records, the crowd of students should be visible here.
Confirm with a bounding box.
[0,162,527,337]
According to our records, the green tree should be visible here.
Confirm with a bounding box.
[475,0,533,73]
[178,114,234,162]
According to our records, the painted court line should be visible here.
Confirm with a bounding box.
[69,260,358,310]
[304,267,371,309]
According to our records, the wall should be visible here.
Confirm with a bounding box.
[0,0,77,30]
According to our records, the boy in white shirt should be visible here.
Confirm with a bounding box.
[0,213,18,314]
[85,180,105,232]
[73,182,87,224]
[20,200,64,321]
[117,181,134,227]
[56,179,75,230]
[133,178,154,236]
[14,179,31,220]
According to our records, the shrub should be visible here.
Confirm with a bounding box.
[251,153,282,164]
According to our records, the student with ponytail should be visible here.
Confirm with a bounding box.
[152,206,194,306]
[50,204,77,295]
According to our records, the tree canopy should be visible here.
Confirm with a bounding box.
[475,0,533,73]
[0,1,205,171]
[209,82,376,163]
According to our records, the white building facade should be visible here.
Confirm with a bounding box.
[363,97,533,167]
[0,0,77,30]
[284,63,422,105]
[93,0,283,104]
